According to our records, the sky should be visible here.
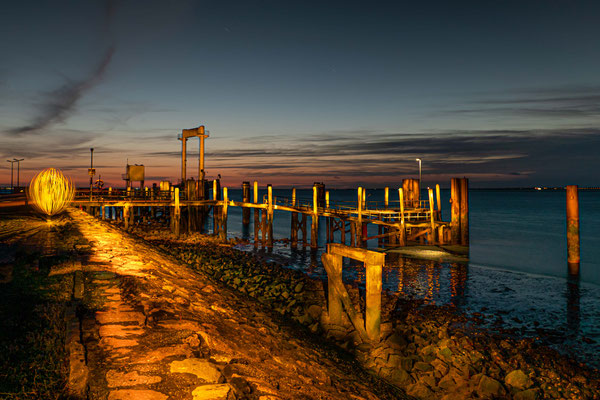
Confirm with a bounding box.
[1,0,599,188]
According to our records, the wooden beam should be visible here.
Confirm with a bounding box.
[327,243,385,265]
[450,178,461,245]
[428,187,436,244]
[460,178,469,246]
[267,184,273,248]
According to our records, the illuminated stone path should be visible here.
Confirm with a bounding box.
[67,208,395,400]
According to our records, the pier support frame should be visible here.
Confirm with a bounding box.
[321,243,385,342]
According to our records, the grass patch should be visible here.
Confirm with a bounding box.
[0,218,85,399]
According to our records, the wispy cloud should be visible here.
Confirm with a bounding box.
[136,126,600,186]
[447,85,600,119]
[7,46,116,135]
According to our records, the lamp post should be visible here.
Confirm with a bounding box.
[13,158,24,192]
[89,148,94,201]
[6,160,15,192]
[416,158,422,190]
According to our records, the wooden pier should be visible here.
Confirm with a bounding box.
[71,177,469,251]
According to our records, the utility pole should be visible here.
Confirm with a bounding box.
[89,148,95,201]
[13,158,24,191]
[416,158,422,190]
[6,160,15,192]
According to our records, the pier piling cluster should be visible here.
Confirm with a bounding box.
[73,178,470,253]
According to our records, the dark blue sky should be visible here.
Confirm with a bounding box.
[1,1,599,187]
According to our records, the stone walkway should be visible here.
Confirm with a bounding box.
[67,208,394,400]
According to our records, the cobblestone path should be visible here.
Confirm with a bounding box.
[67,208,392,400]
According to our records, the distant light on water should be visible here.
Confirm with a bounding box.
[28,168,75,216]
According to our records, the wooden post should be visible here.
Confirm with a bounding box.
[450,178,461,245]
[301,213,308,247]
[362,187,366,209]
[566,185,580,275]
[242,181,250,225]
[413,179,420,208]
[357,187,363,246]
[253,181,259,246]
[428,188,436,244]
[399,188,406,246]
[173,187,180,237]
[124,205,130,230]
[290,187,298,247]
[365,253,384,341]
[311,185,318,248]
[291,212,298,248]
[220,187,228,241]
[267,184,273,248]
[323,253,342,324]
[384,187,389,209]
[459,178,469,246]
[436,184,441,220]
[261,209,267,247]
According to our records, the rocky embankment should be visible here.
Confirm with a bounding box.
[128,225,600,400]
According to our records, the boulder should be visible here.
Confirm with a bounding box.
[477,375,506,398]
[514,388,539,400]
[192,384,232,400]
[505,369,533,390]
[170,358,223,383]
[406,383,436,400]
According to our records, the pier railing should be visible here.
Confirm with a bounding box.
[72,178,469,250]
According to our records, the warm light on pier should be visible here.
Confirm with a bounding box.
[28,168,75,216]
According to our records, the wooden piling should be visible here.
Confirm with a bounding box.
[124,206,130,230]
[291,212,298,248]
[212,180,219,235]
[384,187,389,209]
[301,213,308,247]
[173,187,180,237]
[267,185,273,248]
[459,178,469,246]
[311,185,319,248]
[436,184,441,220]
[402,179,420,208]
[220,187,228,241]
[356,187,363,246]
[399,188,406,246]
[242,181,250,225]
[323,253,342,324]
[253,181,259,247]
[365,253,384,341]
[566,185,580,275]
[428,188,436,244]
[450,178,461,245]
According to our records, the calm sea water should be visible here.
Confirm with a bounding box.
[215,188,600,367]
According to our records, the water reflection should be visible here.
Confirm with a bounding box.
[241,223,250,240]
[384,254,468,306]
[566,273,581,335]
[450,262,468,308]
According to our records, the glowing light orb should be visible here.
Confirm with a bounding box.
[28,168,75,216]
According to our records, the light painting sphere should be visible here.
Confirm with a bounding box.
[28,168,75,216]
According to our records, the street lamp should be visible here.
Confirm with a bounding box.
[416,158,422,190]
[89,148,95,201]
[13,158,24,192]
[6,160,16,192]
